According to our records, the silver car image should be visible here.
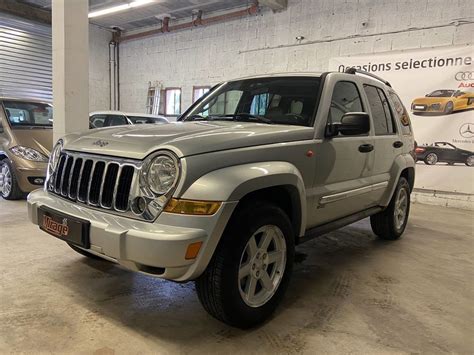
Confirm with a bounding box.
[27,70,416,328]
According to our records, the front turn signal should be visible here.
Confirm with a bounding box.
[164,198,221,215]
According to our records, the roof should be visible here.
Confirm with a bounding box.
[89,111,166,118]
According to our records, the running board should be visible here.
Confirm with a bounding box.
[299,207,383,244]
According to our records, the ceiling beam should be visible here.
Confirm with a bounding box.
[0,0,51,24]
[259,0,287,12]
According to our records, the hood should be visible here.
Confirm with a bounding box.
[11,127,53,156]
[412,97,450,104]
[63,121,314,160]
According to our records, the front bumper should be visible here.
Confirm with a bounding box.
[411,103,443,113]
[28,189,237,281]
[11,159,47,193]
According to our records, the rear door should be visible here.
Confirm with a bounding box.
[363,84,399,203]
[310,79,375,226]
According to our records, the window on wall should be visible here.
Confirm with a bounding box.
[165,88,181,115]
[193,86,210,102]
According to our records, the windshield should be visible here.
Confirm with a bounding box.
[427,90,454,97]
[128,115,168,124]
[182,76,321,126]
[3,100,53,127]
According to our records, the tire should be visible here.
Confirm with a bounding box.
[424,153,438,165]
[444,101,453,114]
[0,159,23,200]
[68,243,105,260]
[466,155,474,167]
[195,201,295,328]
[370,177,410,240]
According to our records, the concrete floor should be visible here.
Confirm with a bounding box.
[0,199,472,354]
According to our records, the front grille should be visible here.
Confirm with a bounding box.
[48,151,137,213]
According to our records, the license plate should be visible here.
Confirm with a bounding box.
[38,206,90,248]
[414,105,425,110]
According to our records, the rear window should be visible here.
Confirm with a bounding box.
[388,91,412,135]
[128,116,168,124]
[3,101,53,127]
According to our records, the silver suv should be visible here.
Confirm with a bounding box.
[28,70,415,328]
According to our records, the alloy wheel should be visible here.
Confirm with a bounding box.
[393,187,408,230]
[238,225,287,308]
[426,153,438,165]
[467,156,474,167]
[0,163,12,197]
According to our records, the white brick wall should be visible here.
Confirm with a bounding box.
[118,0,474,113]
[89,25,111,111]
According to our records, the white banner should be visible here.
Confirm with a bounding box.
[329,45,474,194]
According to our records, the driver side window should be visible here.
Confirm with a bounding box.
[329,81,365,136]
[329,81,364,124]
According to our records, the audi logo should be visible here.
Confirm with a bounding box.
[455,71,473,81]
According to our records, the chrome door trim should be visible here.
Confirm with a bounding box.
[319,181,389,206]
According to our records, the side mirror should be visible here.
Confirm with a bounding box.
[326,112,370,137]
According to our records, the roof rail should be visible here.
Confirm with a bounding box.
[344,67,391,87]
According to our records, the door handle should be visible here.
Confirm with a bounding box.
[358,144,374,153]
[393,141,404,148]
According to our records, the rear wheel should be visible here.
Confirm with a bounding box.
[195,201,294,328]
[370,177,410,240]
[424,153,438,165]
[466,155,474,167]
[0,160,23,200]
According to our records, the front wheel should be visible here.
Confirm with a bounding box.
[444,101,454,114]
[195,202,294,328]
[370,177,410,240]
[0,159,23,200]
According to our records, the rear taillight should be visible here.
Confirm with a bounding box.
[415,147,425,154]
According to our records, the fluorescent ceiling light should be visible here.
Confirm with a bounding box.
[88,0,156,19]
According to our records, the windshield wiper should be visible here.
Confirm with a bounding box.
[219,113,273,124]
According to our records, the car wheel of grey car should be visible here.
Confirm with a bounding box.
[424,153,438,165]
[68,243,106,260]
[444,101,453,114]
[370,177,410,240]
[466,155,474,167]
[0,160,23,200]
[195,201,294,328]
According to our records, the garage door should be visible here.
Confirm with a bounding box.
[0,14,52,102]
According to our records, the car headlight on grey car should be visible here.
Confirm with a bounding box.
[146,154,179,195]
[10,145,49,162]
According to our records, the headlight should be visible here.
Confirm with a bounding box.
[146,154,179,195]
[49,140,63,171]
[10,146,48,162]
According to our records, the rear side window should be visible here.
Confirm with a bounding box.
[329,81,364,124]
[388,91,412,135]
[364,85,396,135]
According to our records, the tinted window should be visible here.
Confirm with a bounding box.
[364,85,396,135]
[90,114,106,128]
[183,77,321,126]
[3,101,53,127]
[106,115,128,126]
[329,81,364,127]
[388,91,412,135]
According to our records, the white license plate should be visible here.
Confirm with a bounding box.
[414,105,425,110]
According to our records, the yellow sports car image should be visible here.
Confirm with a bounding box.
[411,89,474,115]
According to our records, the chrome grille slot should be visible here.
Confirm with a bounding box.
[78,160,93,202]
[101,163,119,208]
[115,165,134,211]
[48,151,138,217]
[60,156,74,196]
[88,161,105,205]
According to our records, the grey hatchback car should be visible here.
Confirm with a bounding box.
[28,69,415,328]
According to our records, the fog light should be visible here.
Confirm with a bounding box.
[131,196,147,215]
[28,177,45,185]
